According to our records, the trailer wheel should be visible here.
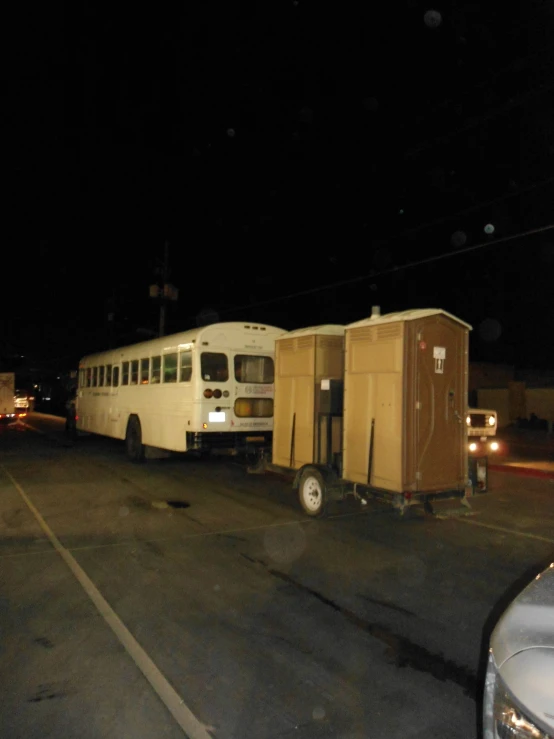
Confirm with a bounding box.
[126,415,145,463]
[298,468,327,518]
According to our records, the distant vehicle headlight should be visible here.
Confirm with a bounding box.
[469,442,478,452]
[490,442,499,452]
[484,654,550,739]
[466,415,471,426]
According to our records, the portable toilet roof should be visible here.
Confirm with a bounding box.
[280,324,346,339]
[347,308,472,331]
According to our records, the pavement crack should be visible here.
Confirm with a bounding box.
[357,593,417,618]
[239,552,267,565]
[268,568,477,698]
[28,683,69,703]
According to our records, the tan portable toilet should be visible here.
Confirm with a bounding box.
[343,308,471,494]
[272,325,345,469]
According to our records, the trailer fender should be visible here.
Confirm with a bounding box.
[292,464,339,491]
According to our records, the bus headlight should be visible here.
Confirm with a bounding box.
[490,442,499,452]
[488,416,496,426]
[469,442,478,452]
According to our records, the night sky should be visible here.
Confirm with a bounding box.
[4,1,554,375]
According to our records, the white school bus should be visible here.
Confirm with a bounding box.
[68,322,286,461]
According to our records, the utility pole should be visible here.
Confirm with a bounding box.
[150,242,179,338]
[159,241,169,338]
[106,287,117,348]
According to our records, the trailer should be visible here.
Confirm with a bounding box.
[0,372,16,419]
[251,308,478,517]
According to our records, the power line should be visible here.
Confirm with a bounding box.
[207,223,554,319]
[406,80,554,156]
[375,222,554,276]
[398,40,554,144]
[386,174,554,244]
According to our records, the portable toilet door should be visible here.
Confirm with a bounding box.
[406,310,471,492]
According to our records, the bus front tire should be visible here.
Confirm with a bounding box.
[126,416,145,463]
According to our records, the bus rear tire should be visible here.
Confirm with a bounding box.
[126,415,145,463]
[65,417,77,441]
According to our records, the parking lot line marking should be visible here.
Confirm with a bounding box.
[0,548,59,559]
[16,420,45,434]
[457,516,554,545]
[1,465,213,739]
[0,506,393,560]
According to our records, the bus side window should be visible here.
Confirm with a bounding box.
[130,360,139,385]
[122,362,129,385]
[99,366,105,387]
[140,358,149,384]
[179,351,192,382]
[106,365,112,387]
[164,353,177,383]
[151,356,161,383]
[92,367,98,387]
[86,368,92,387]
[112,366,120,387]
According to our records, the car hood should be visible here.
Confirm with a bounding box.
[491,563,554,735]
[491,563,554,666]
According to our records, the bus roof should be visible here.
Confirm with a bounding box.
[79,321,287,363]
[346,308,472,331]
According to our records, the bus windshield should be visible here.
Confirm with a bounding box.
[234,355,274,384]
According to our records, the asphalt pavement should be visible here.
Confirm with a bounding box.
[2,414,553,739]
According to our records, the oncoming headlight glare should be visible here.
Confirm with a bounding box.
[488,416,496,426]
[490,442,499,452]
[466,415,471,426]
[469,442,478,452]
